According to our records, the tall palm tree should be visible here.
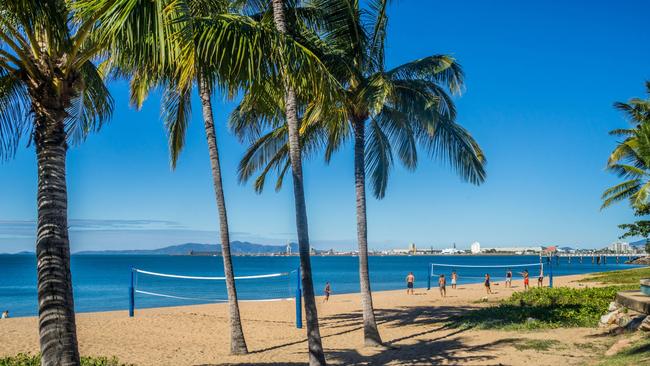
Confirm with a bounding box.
[115,0,253,354]
[0,1,116,364]
[85,0,334,357]
[602,82,650,210]
[269,1,327,364]
[231,0,486,346]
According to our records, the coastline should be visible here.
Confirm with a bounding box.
[0,272,624,366]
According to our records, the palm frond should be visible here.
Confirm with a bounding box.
[602,180,641,209]
[162,85,192,168]
[418,113,486,185]
[365,119,393,198]
[0,69,30,160]
[386,55,464,95]
[65,61,114,146]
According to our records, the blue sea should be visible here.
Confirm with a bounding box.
[0,254,642,317]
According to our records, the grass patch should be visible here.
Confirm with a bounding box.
[449,286,627,330]
[0,354,132,366]
[580,267,650,285]
[597,335,650,366]
[513,339,562,351]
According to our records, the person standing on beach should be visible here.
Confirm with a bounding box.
[323,282,331,302]
[406,272,415,295]
[484,274,492,294]
[451,270,458,289]
[505,269,513,288]
[521,269,530,290]
[1,310,8,319]
[537,267,544,287]
[438,274,447,297]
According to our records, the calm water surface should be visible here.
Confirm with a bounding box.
[0,254,641,317]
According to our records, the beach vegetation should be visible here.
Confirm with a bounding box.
[449,286,627,330]
[231,0,486,347]
[601,82,650,246]
[0,354,132,366]
[580,267,650,285]
[596,335,650,366]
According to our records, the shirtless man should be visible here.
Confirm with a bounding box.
[406,272,415,295]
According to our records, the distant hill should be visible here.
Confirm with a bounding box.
[75,241,298,255]
[630,239,649,249]
[2,251,35,255]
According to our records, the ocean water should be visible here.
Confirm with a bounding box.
[0,254,642,317]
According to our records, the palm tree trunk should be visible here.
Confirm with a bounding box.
[198,77,248,355]
[271,1,326,365]
[34,107,81,366]
[353,118,383,346]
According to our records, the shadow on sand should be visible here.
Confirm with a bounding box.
[194,304,518,365]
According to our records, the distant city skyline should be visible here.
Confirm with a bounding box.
[2,0,649,253]
[0,219,634,254]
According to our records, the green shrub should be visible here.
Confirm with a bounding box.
[449,286,627,330]
[0,354,132,366]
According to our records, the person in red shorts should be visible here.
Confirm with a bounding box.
[521,269,530,290]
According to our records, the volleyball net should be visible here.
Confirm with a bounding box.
[128,267,303,328]
[426,262,549,290]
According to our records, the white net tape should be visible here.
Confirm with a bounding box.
[133,268,297,304]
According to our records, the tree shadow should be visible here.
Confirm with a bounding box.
[322,305,477,331]
[327,337,516,366]
[626,342,650,355]
[194,363,308,366]
[201,305,520,365]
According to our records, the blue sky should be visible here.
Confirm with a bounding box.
[1,0,649,253]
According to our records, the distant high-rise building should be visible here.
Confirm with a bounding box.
[408,242,417,254]
[608,240,631,253]
[286,242,292,255]
[470,241,481,254]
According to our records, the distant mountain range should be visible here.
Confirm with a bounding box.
[74,241,298,255]
[630,239,648,249]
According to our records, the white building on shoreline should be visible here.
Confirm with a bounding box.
[470,241,481,254]
[481,246,543,254]
[608,240,632,253]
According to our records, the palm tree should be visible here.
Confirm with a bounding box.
[269,1,327,364]
[602,82,650,210]
[231,0,486,346]
[115,1,253,354]
[86,0,334,357]
[0,1,115,364]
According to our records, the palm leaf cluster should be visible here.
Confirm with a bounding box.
[231,0,486,199]
[0,0,113,160]
[602,82,650,210]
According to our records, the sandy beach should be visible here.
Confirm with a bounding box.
[0,274,620,365]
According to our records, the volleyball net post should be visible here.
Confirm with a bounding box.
[129,267,135,317]
[549,256,554,288]
[295,266,302,329]
[427,263,433,290]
